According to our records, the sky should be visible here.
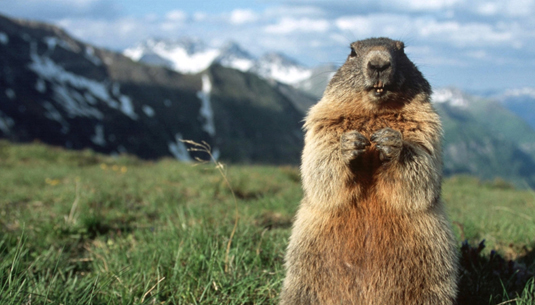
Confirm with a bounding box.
[1,0,535,92]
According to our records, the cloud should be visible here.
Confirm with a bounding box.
[387,0,462,11]
[335,14,414,38]
[166,10,187,22]
[471,0,535,17]
[2,0,534,90]
[229,9,258,25]
[264,17,330,34]
[57,17,146,49]
[0,0,119,20]
[159,10,188,31]
[264,5,327,17]
[335,14,522,48]
[416,19,515,47]
[193,12,208,22]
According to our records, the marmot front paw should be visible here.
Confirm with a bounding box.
[341,130,370,163]
[371,128,402,161]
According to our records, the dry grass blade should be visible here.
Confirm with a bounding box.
[492,206,533,221]
[180,139,239,273]
[496,298,520,305]
[140,276,165,303]
[65,178,81,225]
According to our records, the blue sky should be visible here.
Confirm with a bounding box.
[1,0,535,92]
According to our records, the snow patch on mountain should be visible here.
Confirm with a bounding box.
[197,74,215,136]
[215,42,255,72]
[28,43,138,120]
[212,148,220,161]
[42,101,69,133]
[51,83,103,119]
[222,58,254,72]
[5,89,15,100]
[43,36,76,53]
[91,124,106,146]
[0,110,14,134]
[142,105,155,117]
[432,88,468,108]
[36,78,46,93]
[84,46,102,66]
[117,95,137,120]
[168,133,192,161]
[122,46,143,61]
[0,32,8,45]
[42,101,63,123]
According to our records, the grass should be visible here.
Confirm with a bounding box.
[1,140,535,304]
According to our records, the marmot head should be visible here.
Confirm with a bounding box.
[326,37,430,105]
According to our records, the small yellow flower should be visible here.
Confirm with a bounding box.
[120,166,127,173]
[45,178,60,186]
[100,163,108,170]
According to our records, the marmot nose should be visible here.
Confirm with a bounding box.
[367,59,391,72]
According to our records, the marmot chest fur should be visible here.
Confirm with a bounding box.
[280,37,458,305]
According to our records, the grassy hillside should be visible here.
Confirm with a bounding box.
[436,102,535,187]
[1,141,535,304]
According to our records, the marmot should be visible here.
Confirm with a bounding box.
[280,38,458,305]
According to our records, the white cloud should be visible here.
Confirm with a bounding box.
[416,19,514,46]
[264,5,326,18]
[264,17,330,34]
[57,17,151,49]
[476,2,500,15]
[335,14,414,38]
[3,0,535,91]
[335,14,520,48]
[471,0,535,17]
[390,0,462,11]
[166,10,187,22]
[465,50,488,59]
[229,9,258,25]
[160,11,187,32]
[0,0,119,20]
[35,0,101,8]
[336,16,373,36]
[194,12,208,21]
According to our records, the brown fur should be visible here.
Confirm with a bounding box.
[280,38,458,305]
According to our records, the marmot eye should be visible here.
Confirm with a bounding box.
[349,49,357,58]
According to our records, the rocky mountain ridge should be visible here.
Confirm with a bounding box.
[0,13,534,186]
[123,37,315,85]
[0,13,310,164]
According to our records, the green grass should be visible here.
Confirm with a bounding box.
[1,140,535,304]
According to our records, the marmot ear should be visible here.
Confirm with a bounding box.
[395,41,405,51]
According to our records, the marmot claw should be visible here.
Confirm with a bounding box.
[371,127,402,161]
[341,130,370,162]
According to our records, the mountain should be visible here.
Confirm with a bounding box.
[0,14,310,164]
[432,88,535,186]
[1,13,534,186]
[493,88,535,131]
[293,64,338,99]
[215,41,256,72]
[251,52,312,85]
[123,38,314,85]
[122,37,219,74]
